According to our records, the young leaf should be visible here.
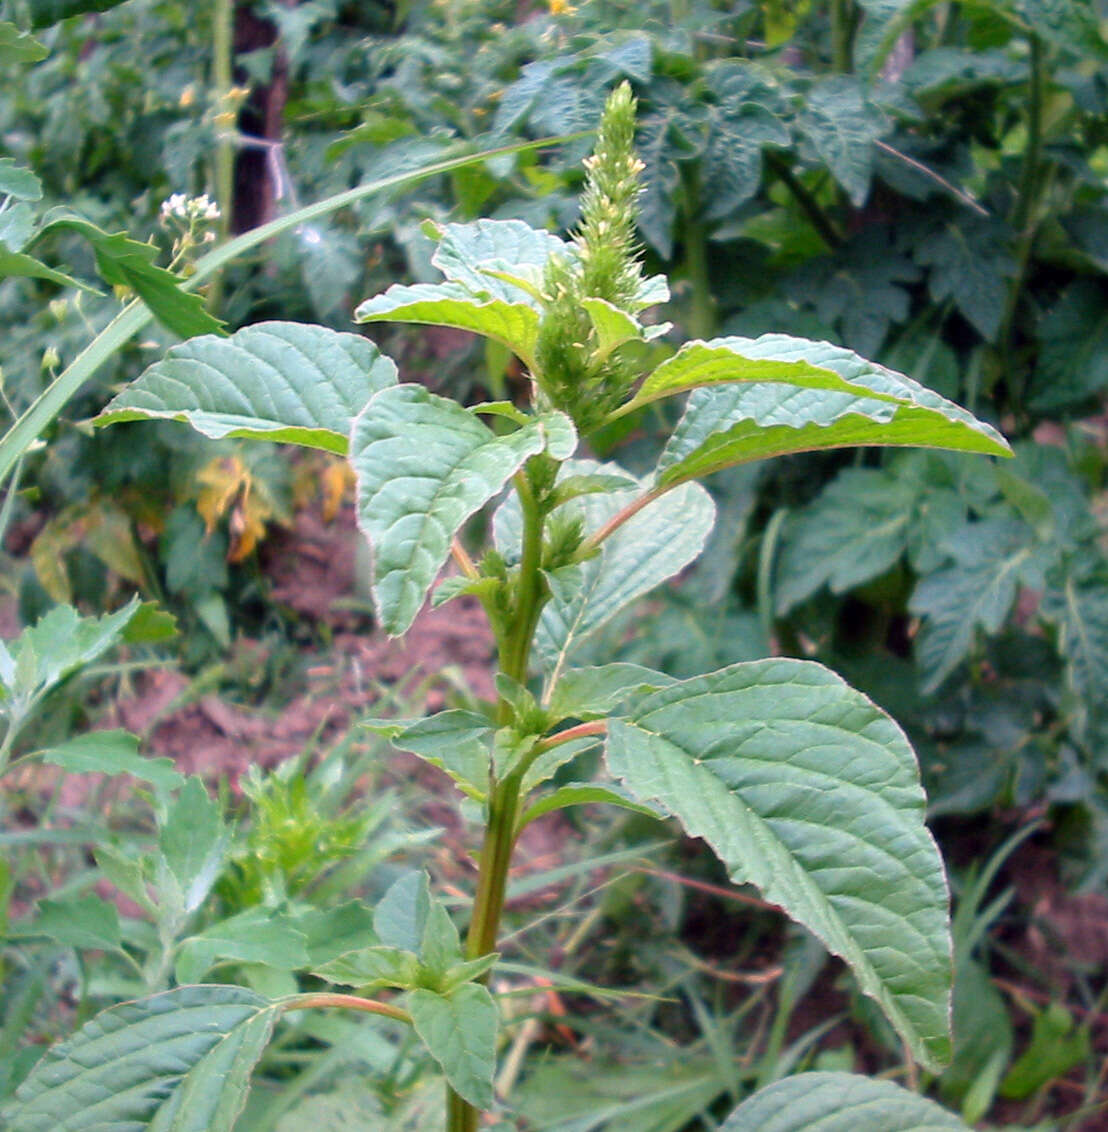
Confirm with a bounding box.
[606,659,953,1072]
[517,783,664,831]
[2,986,277,1132]
[655,339,1009,488]
[97,322,397,454]
[547,662,676,720]
[374,871,432,954]
[365,710,492,799]
[313,945,422,991]
[173,907,310,985]
[718,1071,969,1131]
[408,984,498,1111]
[352,384,573,635]
[494,461,715,679]
[158,777,228,916]
[41,730,184,794]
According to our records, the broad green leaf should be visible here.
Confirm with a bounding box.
[548,662,676,720]
[174,908,309,984]
[796,77,887,206]
[719,1072,968,1131]
[774,469,919,614]
[495,461,715,681]
[0,21,47,62]
[0,160,42,201]
[314,946,421,991]
[409,984,497,1110]
[97,322,396,454]
[655,339,1009,488]
[27,0,132,27]
[352,385,572,635]
[702,107,791,220]
[2,985,275,1132]
[909,519,1043,693]
[34,215,222,338]
[623,334,902,414]
[294,901,378,966]
[365,710,492,799]
[355,282,542,372]
[41,730,184,793]
[30,895,121,952]
[517,782,663,831]
[375,871,432,954]
[159,777,228,915]
[606,659,953,1071]
[428,218,567,303]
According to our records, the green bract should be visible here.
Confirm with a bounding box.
[34,82,1016,1132]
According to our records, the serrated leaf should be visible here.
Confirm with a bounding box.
[655,337,1010,488]
[174,907,309,984]
[1030,280,1108,411]
[41,730,184,794]
[409,984,497,1110]
[797,77,887,206]
[355,282,542,371]
[30,895,121,953]
[909,519,1042,692]
[914,219,1016,342]
[97,322,397,453]
[494,461,715,680]
[606,659,953,1072]
[375,871,432,954]
[719,1071,968,1131]
[352,385,566,635]
[2,986,276,1132]
[775,469,918,614]
[0,21,47,62]
[624,334,902,414]
[34,215,222,339]
[703,108,790,220]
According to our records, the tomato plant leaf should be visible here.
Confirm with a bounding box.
[719,1071,969,1131]
[606,659,953,1072]
[96,321,397,453]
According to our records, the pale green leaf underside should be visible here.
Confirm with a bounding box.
[96,322,396,454]
[430,218,567,303]
[657,337,1009,487]
[408,985,497,1111]
[355,282,541,371]
[3,986,275,1132]
[719,1072,968,1131]
[606,658,953,1072]
[494,461,715,680]
[352,385,572,635]
[628,334,905,412]
[517,782,663,831]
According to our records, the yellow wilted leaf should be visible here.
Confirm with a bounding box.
[195,454,275,562]
[321,460,355,523]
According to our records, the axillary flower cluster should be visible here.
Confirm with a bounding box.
[533,82,653,431]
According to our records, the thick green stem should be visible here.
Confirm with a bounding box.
[830,0,855,73]
[208,0,234,313]
[763,152,843,249]
[447,469,546,1132]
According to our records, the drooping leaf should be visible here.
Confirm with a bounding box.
[909,519,1043,692]
[34,215,222,338]
[796,77,887,206]
[408,984,498,1110]
[365,711,492,799]
[718,1071,968,1131]
[623,334,904,414]
[351,385,573,635]
[2,986,277,1132]
[41,730,184,794]
[606,659,953,1071]
[97,322,397,454]
[355,282,542,372]
[494,461,716,680]
[654,338,1010,488]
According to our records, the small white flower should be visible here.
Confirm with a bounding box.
[160,192,189,220]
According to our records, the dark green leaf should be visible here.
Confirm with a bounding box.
[1029,281,1108,411]
[797,77,887,206]
[27,0,132,29]
[607,659,953,1071]
[999,1003,1090,1100]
